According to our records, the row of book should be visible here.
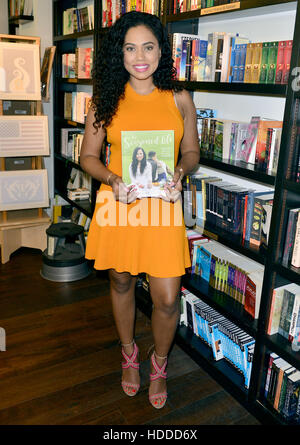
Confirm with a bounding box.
[102,0,160,27]
[197,110,282,173]
[8,0,33,17]
[183,172,274,248]
[170,0,239,14]
[67,168,92,202]
[188,237,264,319]
[180,286,255,388]
[52,197,92,235]
[268,282,300,347]
[63,4,94,35]
[64,92,92,125]
[61,128,84,163]
[283,208,300,269]
[265,353,300,423]
[62,48,94,80]
[171,31,292,84]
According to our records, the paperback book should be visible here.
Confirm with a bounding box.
[121,130,174,199]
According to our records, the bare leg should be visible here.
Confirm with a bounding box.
[109,269,139,395]
[148,275,181,405]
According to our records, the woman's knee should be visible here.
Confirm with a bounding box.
[153,293,180,316]
[109,269,135,294]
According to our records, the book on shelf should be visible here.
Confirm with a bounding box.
[282,208,300,268]
[264,353,300,423]
[9,0,33,17]
[171,28,292,85]
[63,4,94,35]
[64,92,92,124]
[67,168,91,201]
[249,192,274,249]
[180,286,255,388]
[189,238,264,318]
[186,173,274,247]
[61,128,85,162]
[76,47,93,79]
[62,48,93,79]
[102,0,159,27]
[121,130,174,199]
[290,210,300,268]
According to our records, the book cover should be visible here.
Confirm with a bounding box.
[266,41,279,84]
[255,120,282,170]
[259,42,269,83]
[282,208,300,267]
[282,40,293,85]
[244,42,255,83]
[121,130,174,199]
[251,42,263,83]
[242,116,260,163]
[291,210,300,267]
[268,127,282,175]
[275,40,285,84]
[249,193,274,248]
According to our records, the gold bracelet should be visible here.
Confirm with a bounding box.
[106,172,114,185]
[176,167,184,180]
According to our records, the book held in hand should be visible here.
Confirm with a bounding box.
[121,130,174,199]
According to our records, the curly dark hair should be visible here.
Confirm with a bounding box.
[92,11,182,130]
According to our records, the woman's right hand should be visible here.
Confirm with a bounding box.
[111,176,138,204]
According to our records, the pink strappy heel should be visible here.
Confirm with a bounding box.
[121,341,140,397]
[149,351,168,409]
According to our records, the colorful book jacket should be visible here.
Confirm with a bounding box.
[121,130,174,199]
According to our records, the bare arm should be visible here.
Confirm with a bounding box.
[164,89,200,201]
[80,106,112,184]
[174,89,200,180]
[80,106,137,203]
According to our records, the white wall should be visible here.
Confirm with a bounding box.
[18,0,54,212]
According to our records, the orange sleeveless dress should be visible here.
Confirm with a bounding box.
[85,82,191,277]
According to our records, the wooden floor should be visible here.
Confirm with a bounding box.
[0,247,260,425]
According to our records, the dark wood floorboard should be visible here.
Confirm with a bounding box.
[0,247,260,425]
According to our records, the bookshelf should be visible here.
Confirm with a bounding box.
[134,0,300,425]
[52,0,300,424]
[52,0,100,218]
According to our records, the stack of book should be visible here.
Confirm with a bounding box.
[67,168,91,201]
[190,239,264,319]
[197,111,283,172]
[102,0,160,27]
[8,0,33,17]
[171,31,292,85]
[267,282,300,344]
[63,4,94,34]
[180,286,255,388]
[61,128,85,162]
[282,208,300,269]
[183,172,274,248]
[171,0,240,14]
[62,48,93,79]
[64,92,92,124]
[264,353,300,423]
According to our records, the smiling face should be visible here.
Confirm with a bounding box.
[123,25,161,82]
[136,148,144,161]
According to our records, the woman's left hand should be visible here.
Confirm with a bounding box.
[163,171,182,203]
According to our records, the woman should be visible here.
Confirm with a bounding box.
[80,11,200,409]
[129,146,153,188]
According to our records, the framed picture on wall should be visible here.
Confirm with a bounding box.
[0,115,50,157]
[0,169,49,211]
[0,41,41,101]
